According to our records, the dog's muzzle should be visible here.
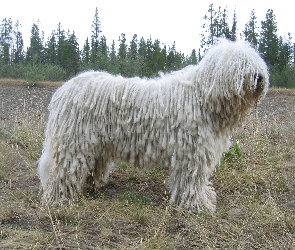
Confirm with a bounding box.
[255,73,263,83]
[254,73,263,93]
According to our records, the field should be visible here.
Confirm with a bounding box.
[0,79,294,249]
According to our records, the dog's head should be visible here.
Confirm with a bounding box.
[195,40,269,127]
[197,39,269,101]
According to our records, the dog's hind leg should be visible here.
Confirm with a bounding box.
[86,157,114,192]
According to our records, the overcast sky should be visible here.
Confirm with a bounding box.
[0,0,294,55]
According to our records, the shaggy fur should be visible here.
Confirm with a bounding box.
[38,40,269,212]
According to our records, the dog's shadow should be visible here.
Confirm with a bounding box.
[85,165,169,207]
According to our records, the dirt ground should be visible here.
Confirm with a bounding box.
[0,79,294,249]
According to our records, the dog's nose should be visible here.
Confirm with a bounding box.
[254,73,263,83]
[254,73,263,93]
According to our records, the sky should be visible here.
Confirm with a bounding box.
[0,0,294,55]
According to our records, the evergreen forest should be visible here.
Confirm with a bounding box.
[0,4,294,87]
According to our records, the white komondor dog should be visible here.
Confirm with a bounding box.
[38,40,269,212]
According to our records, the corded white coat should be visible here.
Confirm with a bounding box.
[38,40,269,211]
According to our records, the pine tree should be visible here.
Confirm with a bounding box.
[200,3,216,52]
[200,4,230,54]
[259,9,279,67]
[82,37,90,66]
[160,44,167,72]
[167,41,177,71]
[26,20,44,65]
[109,39,117,74]
[127,34,139,76]
[44,31,57,65]
[56,23,66,68]
[230,8,237,41]
[277,33,293,69]
[55,24,80,75]
[269,32,294,87]
[128,34,138,61]
[0,17,13,64]
[96,35,109,71]
[12,19,24,64]
[152,39,166,73]
[177,52,184,70]
[66,31,80,74]
[145,37,154,76]
[218,7,230,39]
[118,33,127,75]
[243,9,259,48]
[188,49,198,65]
[91,7,101,63]
[138,37,147,77]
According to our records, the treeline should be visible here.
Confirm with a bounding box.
[0,5,294,87]
[200,5,294,88]
[0,7,196,83]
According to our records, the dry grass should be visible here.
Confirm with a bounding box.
[0,86,294,249]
